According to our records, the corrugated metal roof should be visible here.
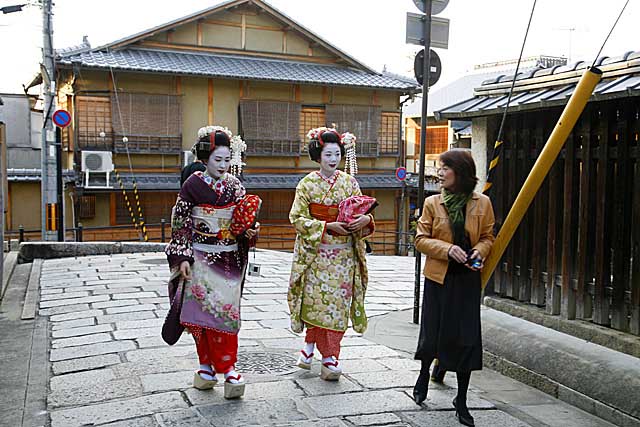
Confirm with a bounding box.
[437,50,640,119]
[58,48,417,91]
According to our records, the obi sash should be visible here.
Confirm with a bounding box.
[309,203,339,222]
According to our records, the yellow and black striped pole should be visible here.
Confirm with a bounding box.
[114,168,140,233]
[131,179,149,242]
[483,139,503,194]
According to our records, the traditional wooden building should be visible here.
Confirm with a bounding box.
[46,0,419,251]
[437,50,640,335]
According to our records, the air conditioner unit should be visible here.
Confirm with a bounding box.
[81,151,114,188]
[82,151,113,172]
[183,150,195,167]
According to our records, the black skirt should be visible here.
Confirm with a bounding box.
[414,263,483,373]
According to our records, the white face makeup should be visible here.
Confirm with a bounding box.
[319,143,341,178]
[207,146,231,179]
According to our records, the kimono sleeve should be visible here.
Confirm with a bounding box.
[289,179,326,245]
[165,188,196,269]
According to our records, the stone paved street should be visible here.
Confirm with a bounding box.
[30,250,613,426]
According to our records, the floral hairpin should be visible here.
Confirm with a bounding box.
[230,135,247,176]
[306,126,341,145]
[341,132,358,175]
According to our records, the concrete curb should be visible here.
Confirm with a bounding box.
[17,242,167,264]
[482,308,640,426]
[484,351,640,427]
[484,296,640,359]
[1,251,18,300]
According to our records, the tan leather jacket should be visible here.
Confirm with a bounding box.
[415,191,495,284]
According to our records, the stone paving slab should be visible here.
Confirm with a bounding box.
[50,367,117,391]
[303,389,417,417]
[154,409,212,427]
[48,378,141,408]
[197,398,309,426]
[51,317,95,330]
[400,409,530,426]
[51,323,113,338]
[49,391,187,427]
[52,353,122,375]
[51,332,113,349]
[50,340,136,361]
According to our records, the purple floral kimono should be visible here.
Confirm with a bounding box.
[166,171,261,336]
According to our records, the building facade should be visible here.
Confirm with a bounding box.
[40,0,419,252]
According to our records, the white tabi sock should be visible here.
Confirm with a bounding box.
[321,356,341,372]
[224,369,243,384]
[303,342,315,357]
[198,364,215,381]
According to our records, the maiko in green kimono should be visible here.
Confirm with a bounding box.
[288,127,374,381]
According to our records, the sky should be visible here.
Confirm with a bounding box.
[0,0,637,94]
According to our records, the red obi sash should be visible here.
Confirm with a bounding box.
[309,203,339,222]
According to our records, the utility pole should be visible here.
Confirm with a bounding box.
[0,123,5,291]
[406,0,449,323]
[41,0,57,241]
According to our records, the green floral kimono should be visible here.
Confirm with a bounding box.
[288,170,374,334]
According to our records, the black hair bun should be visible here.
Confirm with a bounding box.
[320,131,340,144]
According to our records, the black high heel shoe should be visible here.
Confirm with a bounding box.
[431,361,446,384]
[412,370,429,405]
[453,397,475,426]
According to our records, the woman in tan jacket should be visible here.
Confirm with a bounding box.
[412,149,495,427]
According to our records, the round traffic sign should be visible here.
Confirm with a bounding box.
[396,167,407,181]
[413,0,449,15]
[414,49,442,87]
[52,109,71,128]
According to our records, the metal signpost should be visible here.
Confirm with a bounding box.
[52,109,70,241]
[407,0,449,324]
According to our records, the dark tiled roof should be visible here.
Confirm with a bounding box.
[55,36,91,57]
[81,172,406,191]
[58,48,418,91]
[7,168,75,183]
[437,50,640,119]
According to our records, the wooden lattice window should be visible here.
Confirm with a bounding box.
[426,125,449,154]
[299,107,326,153]
[325,104,381,156]
[253,191,295,220]
[111,92,182,153]
[76,95,112,150]
[379,112,400,154]
[78,195,96,219]
[240,100,301,155]
[115,192,176,225]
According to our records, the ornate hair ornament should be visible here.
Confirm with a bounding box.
[230,135,247,176]
[341,132,358,175]
[306,126,342,146]
[197,125,232,151]
[196,125,246,176]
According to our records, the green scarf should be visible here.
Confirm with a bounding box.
[442,189,472,245]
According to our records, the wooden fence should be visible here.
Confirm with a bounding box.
[488,97,640,335]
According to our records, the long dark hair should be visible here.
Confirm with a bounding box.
[439,149,478,194]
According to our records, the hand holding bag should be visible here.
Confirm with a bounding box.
[337,195,378,223]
